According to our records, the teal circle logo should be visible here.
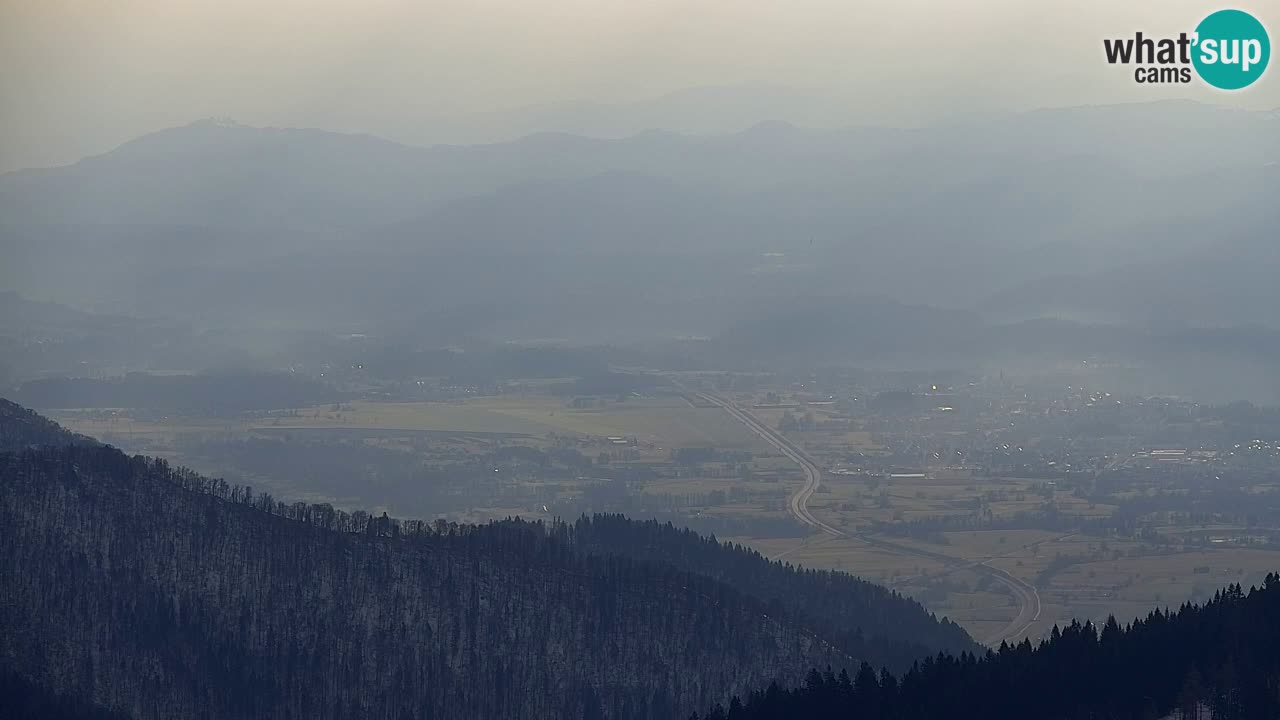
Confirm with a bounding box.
[1192,9,1270,90]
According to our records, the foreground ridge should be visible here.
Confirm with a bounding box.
[0,443,848,719]
[696,576,1280,720]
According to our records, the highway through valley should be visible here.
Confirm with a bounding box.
[697,391,1042,646]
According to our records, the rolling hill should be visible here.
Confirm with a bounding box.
[0,403,975,719]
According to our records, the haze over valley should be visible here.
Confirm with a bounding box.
[4,99,1280,400]
[5,2,1280,718]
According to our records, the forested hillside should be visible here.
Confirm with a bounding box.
[0,440,853,720]
[569,515,975,671]
[697,579,1280,720]
[0,669,135,720]
[0,398,96,451]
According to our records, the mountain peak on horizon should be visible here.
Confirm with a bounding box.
[191,116,247,129]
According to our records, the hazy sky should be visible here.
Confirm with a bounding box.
[2,0,1277,172]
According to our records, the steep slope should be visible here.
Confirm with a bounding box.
[0,443,847,720]
[569,514,976,671]
[0,398,97,452]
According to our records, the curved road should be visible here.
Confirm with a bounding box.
[698,391,1041,646]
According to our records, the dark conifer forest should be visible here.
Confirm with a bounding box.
[694,581,1280,720]
[6,399,1280,720]
[0,669,136,720]
[0,398,97,451]
[6,12,1280,718]
[569,514,976,671]
[0,400,967,719]
[0,444,836,719]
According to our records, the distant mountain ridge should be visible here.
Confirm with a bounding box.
[3,101,1274,231]
[394,84,859,146]
[2,100,1277,374]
